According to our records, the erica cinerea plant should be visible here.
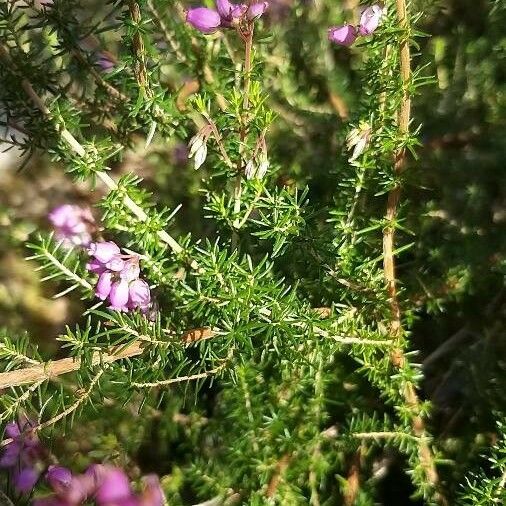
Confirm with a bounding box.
[0,0,503,505]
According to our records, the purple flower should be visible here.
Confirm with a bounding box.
[186,7,221,34]
[86,259,107,275]
[88,242,121,264]
[95,467,132,504]
[328,25,357,46]
[216,0,247,25]
[120,258,141,283]
[127,279,151,311]
[35,464,165,506]
[1,419,43,494]
[186,0,269,33]
[14,467,39,493]
[49,205,95,247]
[46,466,73,494]
[96,272,114,301]
[87,243,152,313]
[109,280,130,311]
[33,498,69,506]
[36,466,96,506]
[247,1,269,20]
[96,51,116,72]
[64,472,96,504]
[358,4,383,36]
[106,256,126,272]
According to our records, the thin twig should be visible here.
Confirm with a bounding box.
[352,430,421,442]
[131,351,231,388]
[29,246,93,291]
[71,49,128,102]
[36,369,104,432]
[146,0,187,63]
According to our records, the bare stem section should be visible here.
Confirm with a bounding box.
[232,26,254,246]
[128,1,151,97]
[0,327,216,390]
[382,1,445,503]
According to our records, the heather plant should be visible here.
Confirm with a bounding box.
[0,1,505,505]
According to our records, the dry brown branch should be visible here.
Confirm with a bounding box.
[0,342,144,390]
[343,449,361,506]
[0,326,220,390]
[266,453,292,498]
[128,1,151,97]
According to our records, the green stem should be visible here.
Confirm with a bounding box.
[232,26,254,248]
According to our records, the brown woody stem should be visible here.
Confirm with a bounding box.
[382,1,445,503]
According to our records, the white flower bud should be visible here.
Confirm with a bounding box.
[188,135,205,158]
[346,122,372,162]
[193,143,208,170]
[245,160,256,180]
[257,159,269,179]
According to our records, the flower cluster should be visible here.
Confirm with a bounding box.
[48,205,95,247]
[0,420,45,494]
[34,464,163,506]
[328,4,383,46]
[186,0,269,34]
[87,242,151,312]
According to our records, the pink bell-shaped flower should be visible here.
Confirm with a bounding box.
[186,7,222,34]
[358,5,383,35]
[328,25,357,46]
[88,241,121,264]
[109,280,130,311]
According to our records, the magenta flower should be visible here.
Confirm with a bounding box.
[247,1,269,20]
[328,4,383,47]
[109,280,130,311]
[96,51,116,72]
[328,25,357,46]
[95,467,132,504]
[96,271,114,301]
[14,467,39,493]
[358,4,383,35]
[49,205,95,247]
[1,419,44,494]
[127,279,151,312]
[87,242,152,313]
[216,0,248,27]
[216,0,246,23]
[32,498,69,506]
[138,475,164,506]
[88,242,121,264]
[186,7,222,34]
[35,465,96,506]
[46,466,73,495]
[186,0,269,33]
